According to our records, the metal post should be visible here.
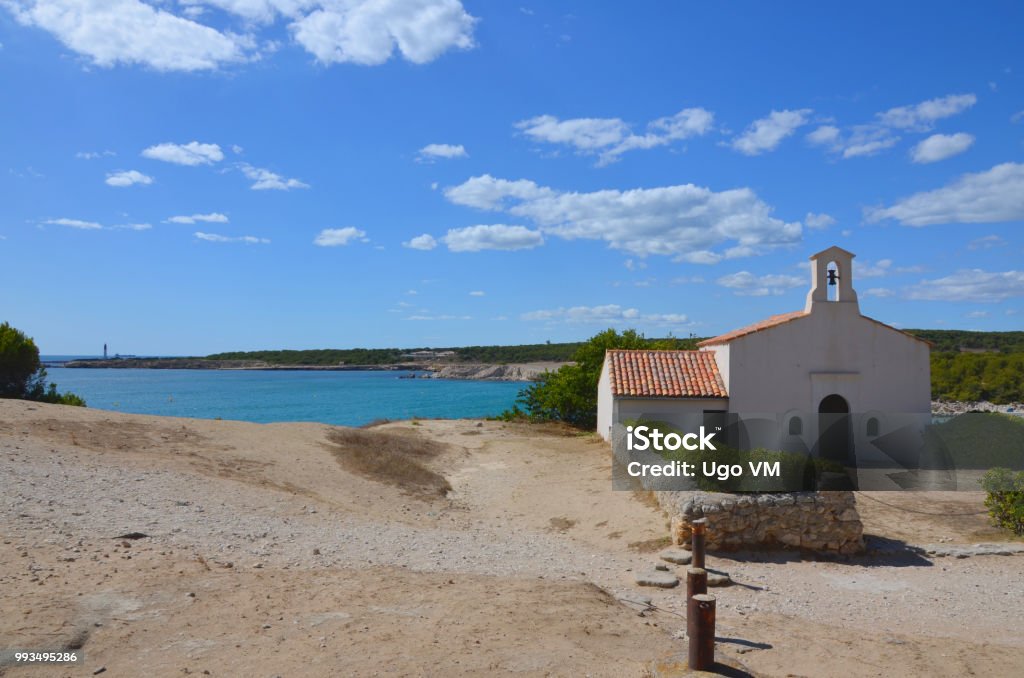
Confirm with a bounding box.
[691,518,706,570]
[686,567,707,600]
[687,593,716,671]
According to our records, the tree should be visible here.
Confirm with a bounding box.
[509,328,695,428]
[0,322,85,406]
[0,321,46,397]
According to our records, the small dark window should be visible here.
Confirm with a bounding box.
[788,416,802,435]
[866,417,879,437]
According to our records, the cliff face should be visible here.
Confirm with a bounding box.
[428,362,567,382]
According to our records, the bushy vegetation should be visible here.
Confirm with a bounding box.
[980,467,1024,536]
[924,413,1024,470]
[207,348,408,365]
[207,342,585,365]
[500,329,700,428]
[931,353,1024,403]
[907,329,1024,354]
[0,322,85,406]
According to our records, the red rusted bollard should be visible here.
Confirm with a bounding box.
[687,593,716,671]
[691,518,706,570]
[686,567,707,600]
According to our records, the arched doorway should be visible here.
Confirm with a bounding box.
[818,394,851,464]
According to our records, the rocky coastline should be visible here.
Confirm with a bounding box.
[61,358,565,382]
[931,400,1022,415]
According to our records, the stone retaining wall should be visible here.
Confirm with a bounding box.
[658,490,865,554]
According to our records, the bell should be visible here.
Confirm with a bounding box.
[827,269,839,286]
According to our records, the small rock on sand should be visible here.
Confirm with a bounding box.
[658,548,692,565]
[707,573,731,587]
[635,571,679,588]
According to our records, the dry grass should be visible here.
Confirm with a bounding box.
[325,428,452,499]
[627,536,672,553]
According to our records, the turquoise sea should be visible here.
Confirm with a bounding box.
[44,367,525,427]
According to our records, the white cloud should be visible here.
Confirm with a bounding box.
[442,224,544,252]
[444,175,552,210]
[403,233,437,250]
[966,310,989,319]
[313,227,365,246]
[195,231,269,244]
[105,169,153,187]
[809,123,900,158]
[806,125,840,146]
[4,0,249,71]
[407,314,472,321]
[857,260,893,278]
[290,0,477,65]
[808,93,975,160]
[521,304,690,327]
[468,290,484,296]
[239,163,309,190]
[716,271,804,296]
[910,132,974,163]
[805,212,836,230]
[1011,110,1024,124]
[876,93,977,131]
[855,259,924,278]
[167,212,229,224]
[906,269,1024,302]
[76,150,115,159]
[444,174,801,261]
[968,234,1006,250]
[729,109,811,156]
[417,143,467,161]
[866,162,1024,226]
[515,107,713,165]
[179,0,308,24]
[112,222,152,230]
[44,217,102,230]
[142,141,224,165]
[862,287,894,298]
[841,133,900,158]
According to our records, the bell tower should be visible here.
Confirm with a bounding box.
[805,245,859,313]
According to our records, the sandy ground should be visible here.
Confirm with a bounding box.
[1,399,1023,677]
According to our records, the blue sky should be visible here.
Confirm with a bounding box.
[2,1,1022,355]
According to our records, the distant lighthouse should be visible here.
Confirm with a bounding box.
[104,343,108,359]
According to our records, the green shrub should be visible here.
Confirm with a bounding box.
[505,328,699,428]
[0,321,85,406]
[980,467,1024,536]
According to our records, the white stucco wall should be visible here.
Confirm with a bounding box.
[615,397,729,433]
[597,358,613,440]
[709,343,730,393]
[712,302,930,417]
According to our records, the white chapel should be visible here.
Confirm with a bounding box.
[597,246,932,463]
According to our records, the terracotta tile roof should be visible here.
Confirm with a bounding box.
[697,310,807,347]
[607,350,727,398]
